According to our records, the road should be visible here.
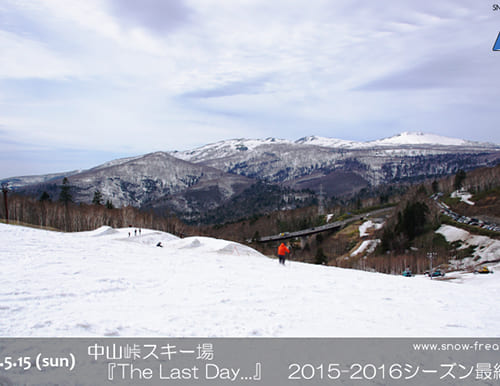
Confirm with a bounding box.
[431,193,500,233]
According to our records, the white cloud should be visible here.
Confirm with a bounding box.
[0,30,80,79]
[0,0,499,177]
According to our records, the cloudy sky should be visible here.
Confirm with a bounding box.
[1,0,499,178]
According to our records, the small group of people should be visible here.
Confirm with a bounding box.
[277,242,291,265]
[128,228,142,237]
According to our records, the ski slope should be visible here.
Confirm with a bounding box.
[1,223,499,337]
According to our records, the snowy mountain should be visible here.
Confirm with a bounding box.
[177,132,498,161]
[174,132,500,191]
[74,151,252,208]
[2,222,500,337]
[173,137,293,163]
[367,131,479,147]
[4,170,81,190]
[18,152,254,218]
[296,132,493,148]
[5,132,500,221]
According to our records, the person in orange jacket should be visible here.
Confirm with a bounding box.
[277,242,290,265]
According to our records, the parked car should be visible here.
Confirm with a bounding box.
[474,266,493,274]
[424,269,445,277]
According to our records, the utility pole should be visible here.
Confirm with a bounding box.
[2,183,9,224]
[427,251,436,279]
[318,184,325,216]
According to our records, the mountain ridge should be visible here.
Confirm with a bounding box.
[176,131,499,162]
[4,132,500,223]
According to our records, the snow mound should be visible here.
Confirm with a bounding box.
[78,226,119,237]
[217,243,264,257]
[171,237,263,257]
[178,238,202,249]
[129,231,179,246]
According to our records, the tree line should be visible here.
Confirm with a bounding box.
[1,188,188,236]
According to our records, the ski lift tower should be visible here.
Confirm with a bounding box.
[2,182,9,224]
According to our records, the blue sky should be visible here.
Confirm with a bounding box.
[1,0,499,178]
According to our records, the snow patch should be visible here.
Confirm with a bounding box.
[351,240,381,257]
[451,190,475,205]
[435,225,470,243]
[359,220,383,237]
[436,225,500,267]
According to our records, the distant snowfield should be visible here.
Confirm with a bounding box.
[1,223,500,337]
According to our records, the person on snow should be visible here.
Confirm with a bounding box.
[277,242,290,265]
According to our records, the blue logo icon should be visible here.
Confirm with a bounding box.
[494,32,500,51]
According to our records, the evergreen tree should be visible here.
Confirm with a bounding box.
[411,202,428,239]
[92,190,103,205]
[454,169,466,190]
[432,180,439,193]
[379,228,395,252]
[105,200,114,209]
[315,247,327,265]
[58,177,72,204]
[39,191,51,202]
[398,201,429,241]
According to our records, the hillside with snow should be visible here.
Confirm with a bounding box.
[437,225,500,269]
[170,132,499,199]
[1,223,500,337]
[179,131,498,161]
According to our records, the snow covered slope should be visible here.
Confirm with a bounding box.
[173,137,293,163]
[179,132,498,162]
[369,131,476,147]
[1,223,499,337]
[169,132,500,196]
[298,132,493,149]
[16,152,254,215]
[436,225,500,269]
